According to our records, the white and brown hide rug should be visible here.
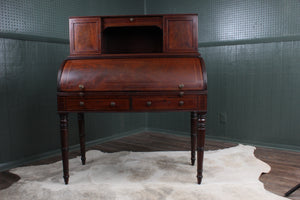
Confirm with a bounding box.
[0,144,289,200]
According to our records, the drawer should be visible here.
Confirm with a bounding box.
[132,96,198,111]
[64,98,130,111]
[103,17,162,29]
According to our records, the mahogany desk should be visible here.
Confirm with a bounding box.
[57,14,207,185]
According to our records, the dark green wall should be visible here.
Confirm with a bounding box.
[1,0,300,170]
[0,0,145,170]
[0,0,145,40]
[146,0,300,150]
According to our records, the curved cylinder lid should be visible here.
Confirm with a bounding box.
[58,57,206,92]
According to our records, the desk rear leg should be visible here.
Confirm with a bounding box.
[60,113,69,184]
[191,112,197,165]
[78,113,86,165]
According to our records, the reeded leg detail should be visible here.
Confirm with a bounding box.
[197,112,207,184]
[60,113,69,185]
[78,113,86,165]
[191,112,197,165]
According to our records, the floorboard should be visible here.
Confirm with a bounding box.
[0,132,299,199]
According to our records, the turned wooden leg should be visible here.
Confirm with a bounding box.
[78,113,86,165]
[60,113,69,185]
[197,112,206,184]
[191,112,197,165]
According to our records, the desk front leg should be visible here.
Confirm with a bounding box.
[60,113,69,184]
[78,113,86,165]
[197,112,206,184]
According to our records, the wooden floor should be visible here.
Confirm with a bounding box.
[1,132,299,199]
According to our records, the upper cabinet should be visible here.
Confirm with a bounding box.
[68,14,198,57]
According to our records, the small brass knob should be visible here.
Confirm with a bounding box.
[79,92,84,97]
[79,101,85,106]
[78,84,84,90]
[146,101,152,106]
[129,17,134,22]
[110,101,116,107]
[178,83,184,89]
[179,101,184,106]
[179,91,184,97]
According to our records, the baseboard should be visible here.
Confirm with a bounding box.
[146,128,300,152]
[205,135,300,153]
[2,127,299,172]
[84,128,146,147]
[0,128,146,172]
[145,127,189,136]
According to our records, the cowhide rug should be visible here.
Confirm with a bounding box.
[0,144,289,200]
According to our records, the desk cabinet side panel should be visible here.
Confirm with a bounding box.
[57,96,66,111]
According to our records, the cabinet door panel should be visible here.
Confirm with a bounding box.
[164,15,198,53]
[69,18,101,56]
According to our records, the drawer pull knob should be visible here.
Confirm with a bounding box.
[129,17,134,22]
[79,101,85,106]
[79,92,84,97]
[179,101,184,106]
[179,91,184,97]
[78,84,85,90]
[178,83,184,89]
[146,101,152,106]
[110,102,116,107]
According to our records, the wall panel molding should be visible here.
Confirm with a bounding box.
[0,128,145,171]
[198,35,300,47]
[0,33,69,44]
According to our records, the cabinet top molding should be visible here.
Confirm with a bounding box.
[69,13,198,19]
